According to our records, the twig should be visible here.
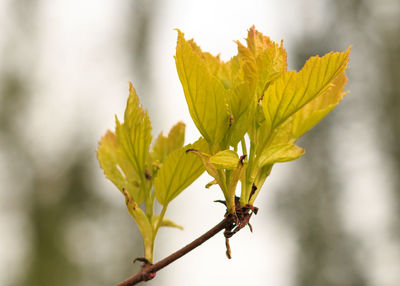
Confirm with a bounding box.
[115,201,258,286]
[115,216,234,286]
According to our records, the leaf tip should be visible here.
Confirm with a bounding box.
[175,28,185,41]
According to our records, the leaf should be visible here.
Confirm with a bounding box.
[151,121,185,163]
[225,155,247,213]
[115,83,152,189]
[151,216,184,231]
[237,26,287,97]
[189,149,246,213]
[225,82,255,146]
[97,130,144,203]
[186,149,222,190]
[234,26,287,147]
[258,144,305,167]
[209,150,240,170]
[175,30,229,149]
[122,189,154,262]
[155,138,208,206]
[262,48,350,143]
[97,130,127,191]
[216,56,241,89]
[291,71,348,139]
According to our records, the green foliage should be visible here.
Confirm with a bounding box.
[154,138,207,206]
[175,26,350,211]
[97,83,204,262]
[97,26,350,261]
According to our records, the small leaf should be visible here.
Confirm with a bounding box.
[151,121,185,163]
[209,150,240,170]
[97,130,144,203]
[258,144,305,167]
[189,149,245,213]
[151,216,184,231]
[97,130,127,191]
[225,82,255,146]
[186,149,222,188]
[154,138,208,206]
[237,26,287,97]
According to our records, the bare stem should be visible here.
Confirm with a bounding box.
[115,216,234,286]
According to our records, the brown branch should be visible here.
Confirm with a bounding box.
[115,200,258,286]
[115,216,234,286]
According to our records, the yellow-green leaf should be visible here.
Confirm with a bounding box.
[188,149,245,213]
[97,130,144,203]
[186,149,223,190]
[151,121,185,163]
[237,26,287,97]
[97,130,126,191]
[262,48,350,143]
[115,83,152,192]
[209,150,240,170]
[225,82,255,146]
[258,144,305,167]
[291,71,348,139]
[175,30,229,149]
[155,138,208,206]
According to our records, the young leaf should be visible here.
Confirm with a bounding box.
[237,26,287,97]
[186,149,224,191]
[262,48,350,143]
[209,149,240,170]
[257,143,305,167]
[155,138,208,206]
[151,121,185,163]
[97,130,127,191]
[189,149,245,213]
[235,27,287,147]
[115,83,152,190]
[175,30,229,149]
[97,130,144,203]
[224,82,255,146]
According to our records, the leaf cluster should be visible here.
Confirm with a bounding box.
[97,26,350,262]
[175,26,350,211]
[98,83,208,262]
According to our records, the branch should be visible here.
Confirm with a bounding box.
[115,216,234,286]
[115,201,257,286]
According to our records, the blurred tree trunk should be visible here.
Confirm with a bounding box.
[379,2,400,230]
[274,0,376,285]
[276,122,366,286]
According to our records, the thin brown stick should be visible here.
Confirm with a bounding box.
[115,216,234,286]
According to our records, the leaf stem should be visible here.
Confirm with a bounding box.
[240,141,255,206]
[240,137,247,156]
[154,205,167,235]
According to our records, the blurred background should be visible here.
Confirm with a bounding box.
[1,0,399,285]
